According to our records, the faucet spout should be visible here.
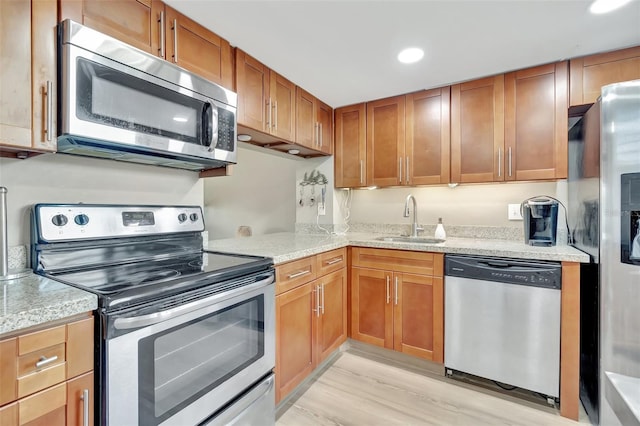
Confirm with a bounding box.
[403,194,424,238]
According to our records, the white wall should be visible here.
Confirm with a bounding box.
[0,154,203,246]
[203,144,299,239]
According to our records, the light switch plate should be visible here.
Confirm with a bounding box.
[508,204,523,221]
[318,203,326,216]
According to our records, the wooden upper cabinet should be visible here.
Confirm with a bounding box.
[295,88,333,153]
[334,103,366,188]
[451,75,505,183]
[60,0,158,54]
[405,88,451,185]
[235,49,270,132]
[570,46,640,107]
[505,62,568,181]
[235,49,295,140]
[163,5,233,89]
[1,0,56,156]
[367,95,406,187]
[270,72,296,141]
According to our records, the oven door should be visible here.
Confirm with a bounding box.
[105,273,274,426]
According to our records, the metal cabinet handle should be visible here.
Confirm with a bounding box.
[158,11,165,58]
[45,80,53,142]
[399,157,403,184]
[266,98,272,129]
[406,157,410,184]
[81,389,89,426]
[386,275,390,304]
[314,123,318,147]
[325,257,343,265]
[498,148,502,177]
[35,354,58,369]
[394,276,399,305]
[321,284,325,314]
[171,19,178,63]
[360,160,364,185]
[508,147,512,177]
[314,285,320,317]
[287,269,311,279]
[319,122,323,148]
[273,100,278,131]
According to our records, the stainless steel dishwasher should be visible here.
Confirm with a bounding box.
[444,254,562,401]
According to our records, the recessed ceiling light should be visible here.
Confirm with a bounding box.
[397,47,424,64]
[589,0,632,14]
[237,134,252,142]
[288,149,300,155]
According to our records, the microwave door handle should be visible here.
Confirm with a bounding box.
[114,274,275,329]
[202,102,216,152]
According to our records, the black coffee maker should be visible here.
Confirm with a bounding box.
[522,197,559,246]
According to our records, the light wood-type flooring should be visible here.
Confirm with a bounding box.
[277,343,589,426]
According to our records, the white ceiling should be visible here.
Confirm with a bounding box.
[164,0,640,108]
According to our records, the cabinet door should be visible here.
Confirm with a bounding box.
[0,403,17,426]
[164,6,233,90]
[275,283,316,403]
[316,100,333,155]
[405,88,450,185]
[367,95,405,187]
[235,49,269,132]
[0,0,32,149]
[295,87,316,148]
[505,62,568,181]
[351,268,393,349]
[59,0,157,54]
[316,269,347,365]
[570,46,640,106]
[393,273,443,362]
[334,103,366,188]
[270,71,296,141]
[451,75,505,183]
[67,372,94,426]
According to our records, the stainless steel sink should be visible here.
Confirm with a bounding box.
[376,236,445,244]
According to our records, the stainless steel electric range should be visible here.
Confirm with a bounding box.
[31,204,275,426]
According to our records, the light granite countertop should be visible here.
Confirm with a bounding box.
[0,273,97,336]
[206,232,590,264]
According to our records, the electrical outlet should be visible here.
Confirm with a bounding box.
[318,203,326,216]
[508,204,523,221]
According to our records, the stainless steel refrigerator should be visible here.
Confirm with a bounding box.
[568,79,640,426]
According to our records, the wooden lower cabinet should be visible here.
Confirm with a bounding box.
[351,248,444,363]
[0,316,94,426]
[275,266,347,403]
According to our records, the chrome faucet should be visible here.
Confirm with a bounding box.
[403,194,424,238]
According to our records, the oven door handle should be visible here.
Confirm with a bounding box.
[113,274,274,330]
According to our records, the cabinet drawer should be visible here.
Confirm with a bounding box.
[316,248,347,276]
[18,382,66,425]
[17,326,65,356]
[352,247,442,276]
[276,256,317,294]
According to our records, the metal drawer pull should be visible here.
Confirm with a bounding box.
[81,389,89,426]
[35,355,58,369]
[325,257,343,265]
[386,275,390,304]
[287,269,311,279]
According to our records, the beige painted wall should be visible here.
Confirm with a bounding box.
[0,154,203,246]
[203,144,299,239]
[348,180,568,228]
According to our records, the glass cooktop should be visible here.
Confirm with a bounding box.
[50,251,271,295]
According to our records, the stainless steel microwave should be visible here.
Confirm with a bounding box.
[57,20,237,171]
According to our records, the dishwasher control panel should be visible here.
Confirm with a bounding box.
[445,255,561,289]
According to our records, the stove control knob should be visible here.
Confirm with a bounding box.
[74,214,89,226]
[189,213,199,222]
[51,214,68,227]
[178,213,188,223]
